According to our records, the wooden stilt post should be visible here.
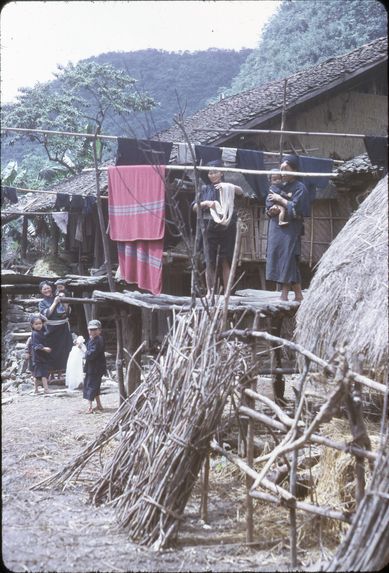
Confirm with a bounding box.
[21,215,28,258]
[245,311,260,543]
[92,136,126,404]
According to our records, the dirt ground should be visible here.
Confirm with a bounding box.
[2,378,323,573]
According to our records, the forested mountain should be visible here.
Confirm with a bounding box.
[87,48,252,135]
[1,48,251,180]
[224,0,387,95]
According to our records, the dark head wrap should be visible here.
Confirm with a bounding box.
[206,159,224,183]
[282,154,300,171]
[38,281,54,294]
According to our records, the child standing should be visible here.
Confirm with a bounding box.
[83,320,107,414]
[30,314,52,394]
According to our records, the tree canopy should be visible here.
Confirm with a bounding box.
[2,61,155,175]
[225,0,387,95]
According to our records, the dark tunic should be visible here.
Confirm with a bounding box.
[31,330,50,378]
[196,183,237,266]
[265,179,310,284]
[83,335,107,401]
[39,296,73,372]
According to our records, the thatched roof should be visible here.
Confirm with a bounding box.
[157,37,388,146]
[295,175,388,373]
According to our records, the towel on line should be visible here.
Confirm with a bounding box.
[210,183,235,226]
[52,212,69,234]
[108,165,166,241]
[117,241,163,295]
[116,138,173,166]
[221,147,237,164]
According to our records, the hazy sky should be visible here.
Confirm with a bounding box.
[1,0,280,103]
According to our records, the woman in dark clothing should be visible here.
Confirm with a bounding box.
[38,281,73,373]
[193,160,243,295]
[83,319,107,414]
[265,155,310,302]
[30,314,52,393]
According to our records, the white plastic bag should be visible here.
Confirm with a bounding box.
[65,336,86,391]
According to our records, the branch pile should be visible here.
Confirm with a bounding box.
[33,305,247,549]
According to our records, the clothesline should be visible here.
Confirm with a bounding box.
[83,164,337,178]
[6,185,96,197]
[2,126,343,162]
[193,127,372,139]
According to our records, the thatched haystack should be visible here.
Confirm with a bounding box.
[295,175,388,376]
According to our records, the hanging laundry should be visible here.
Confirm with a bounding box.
[221,147,237,164]
[236,149,269,200]
[108,165,165,241]
[116,138,173,166]
[70,194,85,213]
[364,136,388,171]
[108,165,166,296]
[117,241,163,296]
[195,145,223,182]
[82,195,97,215]
[52,212,69,234]
[2,186,18,204]
[54,193,71,211]
[75,215,84,242]
[177,143,192,164]
[297,155,334,193]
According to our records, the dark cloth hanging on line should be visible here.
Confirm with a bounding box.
[1,186,19,204]
[195,145,223,182]
[82,195,97,215]
[69,194,85,213]
[54,193,71,211]
[116,138,173,166]
[298,155,334,192]
[236,149,269,201]
[364,136,388,171]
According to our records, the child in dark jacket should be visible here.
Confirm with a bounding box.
[30,314,52,393]
[83,319,107,414]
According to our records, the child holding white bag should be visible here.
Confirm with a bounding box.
[65,335,86,391]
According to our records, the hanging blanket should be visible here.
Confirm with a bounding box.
[117,241,163,295]
[108,165,165,241]
[108,165,166,295]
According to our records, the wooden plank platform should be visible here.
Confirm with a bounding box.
[91,288,301,316]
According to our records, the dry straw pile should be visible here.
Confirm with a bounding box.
[295,175,388,375]
[36,304,247,549]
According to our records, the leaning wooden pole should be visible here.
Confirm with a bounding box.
[279,78,288,162]
[92,136,126,403]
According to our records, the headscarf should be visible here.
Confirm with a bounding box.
[282,154,300,171]
[206,159,224,184]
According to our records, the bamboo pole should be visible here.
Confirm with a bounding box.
[193,127,368,139]
[241,405,376,462]
[279,79,288,162]
[83,164,337,177]
[200,451,210,524]
[221,329,388,394]
[91,137,126,404]
[210,441,351,523]
[2,127,346,162]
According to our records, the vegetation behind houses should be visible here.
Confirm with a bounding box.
[222,0,387,96]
